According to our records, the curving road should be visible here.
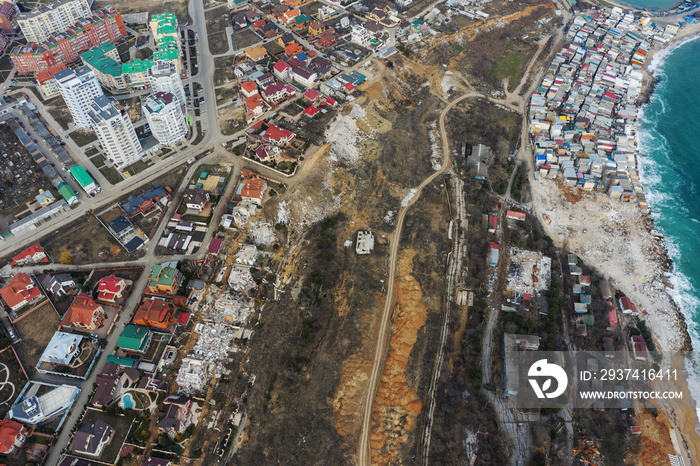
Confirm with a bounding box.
[356,92,476,466]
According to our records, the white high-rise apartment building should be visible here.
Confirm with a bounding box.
[87,96,144,168]
[148,60,187,112]
[55,66,104,129]
[143,92,188,146]
[18,0,91,44]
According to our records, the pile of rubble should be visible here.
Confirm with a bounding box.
[506,247,552,295]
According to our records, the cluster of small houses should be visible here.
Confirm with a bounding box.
[227,0,452,127]
[0,242,260,462]
[0,159,282,460]
[234,29,363,123]
[528,7,680,207]
[502,253,650,400]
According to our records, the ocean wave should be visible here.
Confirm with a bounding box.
[667,266,700,337]
[641,29,700,424]
[649,35,700,75]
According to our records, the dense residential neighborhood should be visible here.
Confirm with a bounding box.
[0,0,698,462]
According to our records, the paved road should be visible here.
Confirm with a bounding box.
[41,0,225,462]
[43,262,153,466]
[12,108,84,198]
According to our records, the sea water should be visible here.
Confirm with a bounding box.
[637,37,700,419]
[611,0,683,11]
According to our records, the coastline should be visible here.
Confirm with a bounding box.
[635,22,700,354]
[639,22,700,101]
[527,4,700,461]
[634,23,700,462]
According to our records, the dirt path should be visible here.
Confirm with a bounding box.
[356,91,477,465]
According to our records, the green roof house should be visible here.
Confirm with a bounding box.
[147,265,181,294]
[80,43,125,91]
[118,325,152,353]
[69,166,97,194]
[57,182,78,206]
[295,14,312,27]
[105,355,138,367]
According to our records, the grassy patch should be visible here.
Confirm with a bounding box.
[94,0,189,23]
[91,154,106,168]
[85,147,100,157]
[285,100,305,117]
[263,41,284,57]
[0,347,28,418]
[214,57,234,86]
[232,28,262,51]
[122,160,151,177]
[46,96,72,130]
[73,409,133,462]
[192,121,204,145]
[487,45,527,91]
[69,130,98,147]
[100,165,123,185]
[42,211,132,264]
[135,47,154,60]
[215,86,238,105]
[14,302,59,376]
[207,6,230,55]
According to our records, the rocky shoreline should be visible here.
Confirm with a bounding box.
[634,26,700,353]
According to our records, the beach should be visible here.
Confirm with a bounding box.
[527,4,700,462]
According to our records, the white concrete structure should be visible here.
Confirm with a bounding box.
[87,96,144,168]
[356,230,375,254]
[55,66,104,129]
[351,25,369,45]
[39,332,83,366]
[9,384,80,424]
[143,91,188,146]
[235,244,258,266]
[176,358,208,392]
[18,0,91,43]
[148,60,187,112]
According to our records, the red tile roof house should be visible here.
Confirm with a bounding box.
[261,82,295,104]
[97,275,127,304]
[261,124,296,146]
[631,335,648,360]
[284,43,304,59]
[280,8,300,23]
[303,88,320,103]
[61,295,106,331]
[618,296,638,315]
[273,60,292,80]
[506,210,527,221]
[240,81,258,98]
[10,243,49,267]
[0,273,42,312]
[245,94,265,120]
[303,106,320,118]
[0,420,28,455]
[241,178,268,205]
[318,31,337,48]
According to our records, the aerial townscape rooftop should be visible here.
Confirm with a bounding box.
[0,0,699,463]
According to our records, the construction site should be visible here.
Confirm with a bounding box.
[506,248,552,294]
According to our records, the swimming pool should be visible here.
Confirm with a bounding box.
[120,393,135,409]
